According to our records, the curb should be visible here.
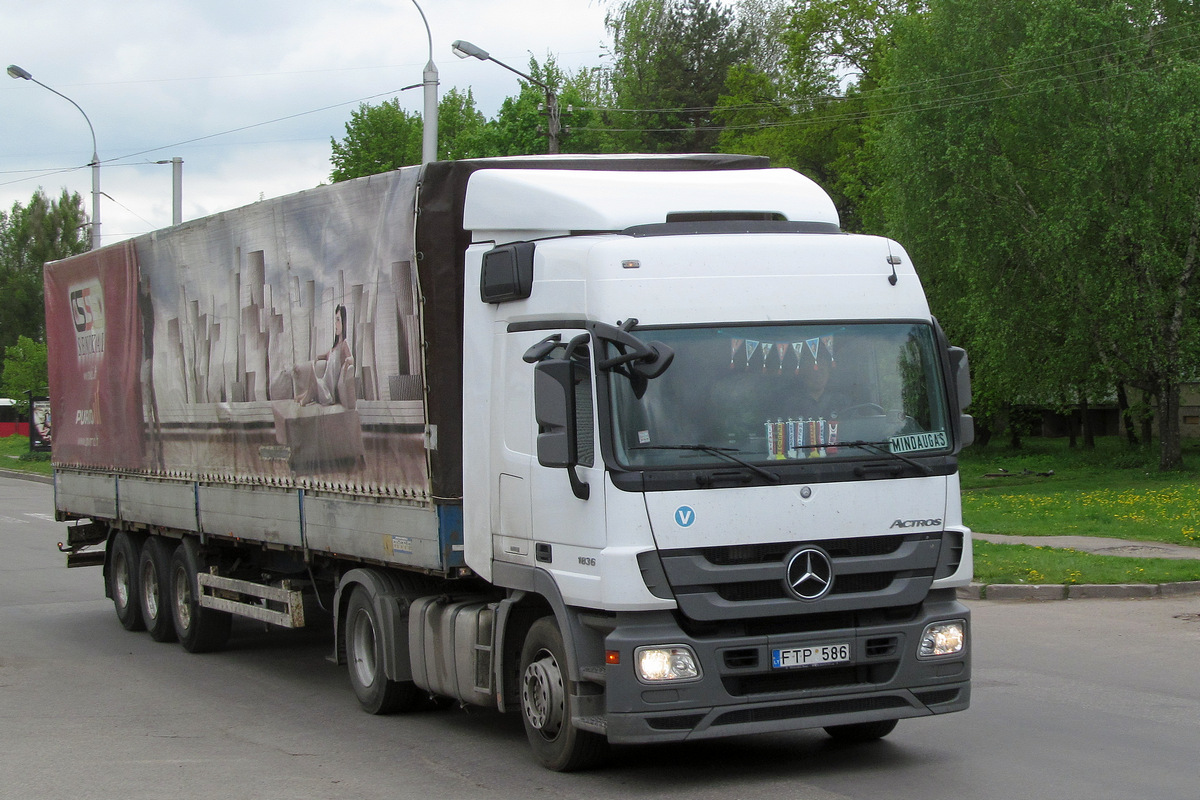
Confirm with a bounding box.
[0,467,53,485]
[958,581,1200,601]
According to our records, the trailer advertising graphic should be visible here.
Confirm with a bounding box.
[45,241,144,469]
[45,171,431,501]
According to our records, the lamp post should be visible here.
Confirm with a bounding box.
[451,40,560,154]
[7,64,102,250]
[409,0,439,165]
[154,158,184,226]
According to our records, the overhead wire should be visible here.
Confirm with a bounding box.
[571,22,1200,133]
[4,18,1198,182]
[0,87,406,187]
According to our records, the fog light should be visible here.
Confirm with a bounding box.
[919,620,965,658]
[635,646,701,682]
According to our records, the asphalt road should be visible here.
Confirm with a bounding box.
[3,474,1200,800]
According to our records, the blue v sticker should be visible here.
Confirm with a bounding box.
[674,506,696,527]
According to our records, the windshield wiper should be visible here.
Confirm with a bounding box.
[631,443,782,483]
[840,440,934,475]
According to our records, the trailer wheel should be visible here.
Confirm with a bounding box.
[824,718,898,743]
[345,586,418,714]
[108,531,146,632]
[169,538,231,653]
[519,617,608,772]
[138,537,177,642]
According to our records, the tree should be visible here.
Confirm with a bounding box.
[1,336,48,414]
[0,189,88,375]
[434,88,493,160]
[329,99,424,181]
[476,57,568,157]
[604,0,754,152]
[715,1,919,231]
[474,56,623,156]
[877,0,1200,469]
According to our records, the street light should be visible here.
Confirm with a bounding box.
[451,39,561,154]
[409,0,439,165]
[153,157,184,226]
[7,64,102,250]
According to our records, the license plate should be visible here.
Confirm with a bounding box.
[771,643,852,669]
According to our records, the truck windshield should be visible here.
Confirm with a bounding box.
[607,323,953,470]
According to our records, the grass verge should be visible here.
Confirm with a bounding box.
[962,437,1200,585]
[974,541,1200,586]
[0,434,52,476]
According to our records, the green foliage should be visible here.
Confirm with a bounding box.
[783,0,923,94]
[973,541,1200,587]
[329,98,424,181]
[330,58,619,172]
[960,436,1200,543]
[715,1,918,232]
[475,58,568,157]
[0,337,48,413]
[0,189,88,368]
[876,0,1200,470]
[0,433,53,475]
[435,88,493,160]
[604,0,755,152]
[962,436,1200,584]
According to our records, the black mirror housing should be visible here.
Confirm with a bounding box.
[480,242,535,303]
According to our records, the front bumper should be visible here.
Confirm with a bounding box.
[600,591,970,743]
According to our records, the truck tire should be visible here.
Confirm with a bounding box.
[108,531,146,632]
[138,537,177,642]
[519,617,608,772]
[824,718,898,743]
[345,586,418,714]
[169,538,232,653]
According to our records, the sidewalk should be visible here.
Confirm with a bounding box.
[963,532,1200,601]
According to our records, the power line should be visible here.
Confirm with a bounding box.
[565,17,1200,125]
[0,87,406,188]
[572,23,1200,133]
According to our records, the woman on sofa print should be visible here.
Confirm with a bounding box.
[294,304,354,407]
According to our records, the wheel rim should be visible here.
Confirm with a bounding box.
[113,551,131,609]
[349,608,378,689]
[141,558,160,620]
[174,564,192,630]
[522,648,565,739]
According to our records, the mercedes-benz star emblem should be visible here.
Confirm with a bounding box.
[785,548,834,601]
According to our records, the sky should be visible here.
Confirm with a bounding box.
[0,0,613,245]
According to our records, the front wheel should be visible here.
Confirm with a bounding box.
[824,718,898,743]
[519,617,608,772]
[345,587,418,714]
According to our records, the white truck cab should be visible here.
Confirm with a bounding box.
[459,163,972,763]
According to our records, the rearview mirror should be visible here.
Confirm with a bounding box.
[534,355,591,500]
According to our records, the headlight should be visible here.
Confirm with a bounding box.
[635,645,701,682]
[919,620,966,658]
